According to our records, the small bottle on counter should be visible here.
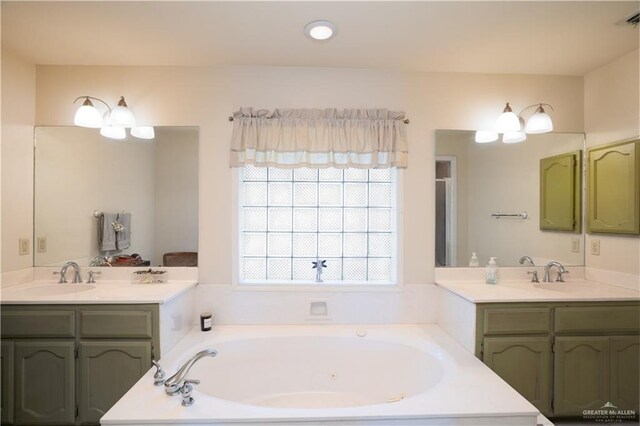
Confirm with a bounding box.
[485,257,499,285]
[200,312,213,332]
[469,252,479,267]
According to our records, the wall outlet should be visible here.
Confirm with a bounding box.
[590,239,600,256]
[37,237,47,253]
[18,238,30,256]
[571,237,580,253]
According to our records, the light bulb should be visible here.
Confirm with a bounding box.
[525,105,553,134]
[74,98,103,128]
[495,102,521,133]
[502,131,527,144]
[131,126,155,140]
[475,131,499,143]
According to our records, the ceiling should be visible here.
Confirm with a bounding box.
[2,1,638,76]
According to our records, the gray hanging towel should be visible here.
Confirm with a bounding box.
[116,212,131,250]
[98,213,118,251]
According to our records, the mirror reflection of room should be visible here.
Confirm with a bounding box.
[435,130,585,268]
[34,126,199,267]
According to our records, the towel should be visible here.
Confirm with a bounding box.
[98,213,118,251]
[116,212,131,250]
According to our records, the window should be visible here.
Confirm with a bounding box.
[239,165,397,284]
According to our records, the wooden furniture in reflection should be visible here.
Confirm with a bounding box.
[162,252,198,267]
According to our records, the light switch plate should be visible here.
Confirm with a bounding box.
[571,238,580,253]
[19,238,30,256]
[37,237,47,253]
[590,239,600,256]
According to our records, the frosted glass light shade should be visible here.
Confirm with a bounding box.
[495,111,521,133]
[100,126,126,140]
[502,131,527,144]
[475,130,499,143]
[525,109,553,134]
[131,126,155,140]
[74,104,103,128]
[109,105,136,127]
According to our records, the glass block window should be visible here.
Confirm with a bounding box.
[239,165,397,284]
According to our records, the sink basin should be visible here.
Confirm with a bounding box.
[7,283,95,297]
[533,283,585,292]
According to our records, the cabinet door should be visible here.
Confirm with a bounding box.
[14,341,75,425]
[77,341,151,424]
[554,336,609,416]
[1,341,15,425]
[587,139,640,234]
[483,337,552,416]
[540,151,581,232]
[610,335,640,412]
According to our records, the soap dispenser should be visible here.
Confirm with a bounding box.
[485,257,498,284]
[469,252,479,267]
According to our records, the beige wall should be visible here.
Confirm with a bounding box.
[584,49,640,276]
[1,49,35,272]
[34,65,584,283]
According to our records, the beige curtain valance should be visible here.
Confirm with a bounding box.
[230,108,408,169]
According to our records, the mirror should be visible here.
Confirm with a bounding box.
[435,129,585,267]
[34,126,198,267]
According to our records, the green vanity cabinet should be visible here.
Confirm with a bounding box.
[0,304,159,426]
[1,341,14,425]
[587,139,640,235]
[476,302,640,419]
[483,337,552,415]
[14,341,76,425]
[78,341,152,424]
[540,151,582,232]
[553,336,610,416]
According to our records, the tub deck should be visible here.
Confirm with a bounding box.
[102,324,539,426]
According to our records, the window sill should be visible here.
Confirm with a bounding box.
[234,281,401,292]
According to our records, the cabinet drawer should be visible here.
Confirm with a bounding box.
[80,310,153,338]
[1,311,75,338]
[484,307,551,335]
[555,306,640,334]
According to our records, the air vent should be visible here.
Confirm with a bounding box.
[617,11,639,27]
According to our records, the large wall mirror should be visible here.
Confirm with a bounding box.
[435,129,585,268]
[34,126,199,267]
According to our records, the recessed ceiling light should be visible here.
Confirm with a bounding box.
[304,20,337,41]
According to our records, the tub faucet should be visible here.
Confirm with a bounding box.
[55,261,83,283]
[543,261,568,283]
[164,349,217,395]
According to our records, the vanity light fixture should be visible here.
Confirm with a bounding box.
[304,20,337,41]
[73,96,154,140]
[475,102,555,144]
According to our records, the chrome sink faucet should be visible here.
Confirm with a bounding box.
[543,261,569,282]
[164,349,217,395]
[518,256,539,283]
[55,261,83,283]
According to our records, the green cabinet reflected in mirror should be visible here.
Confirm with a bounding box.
[539,151,582,233]
[587,139,640,235]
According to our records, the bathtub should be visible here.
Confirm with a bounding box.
[102,325,539,425]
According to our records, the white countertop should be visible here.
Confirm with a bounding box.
[0,280,198,304]
[436,279,640,303]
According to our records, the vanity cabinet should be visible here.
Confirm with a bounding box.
[0,304,159,426]
[587,139,640,235]
[539,151,582,232]
[476,302,640,418]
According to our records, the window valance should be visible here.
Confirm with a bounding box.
[230,108,408,169]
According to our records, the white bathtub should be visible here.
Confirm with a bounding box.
[102,325,539,425]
